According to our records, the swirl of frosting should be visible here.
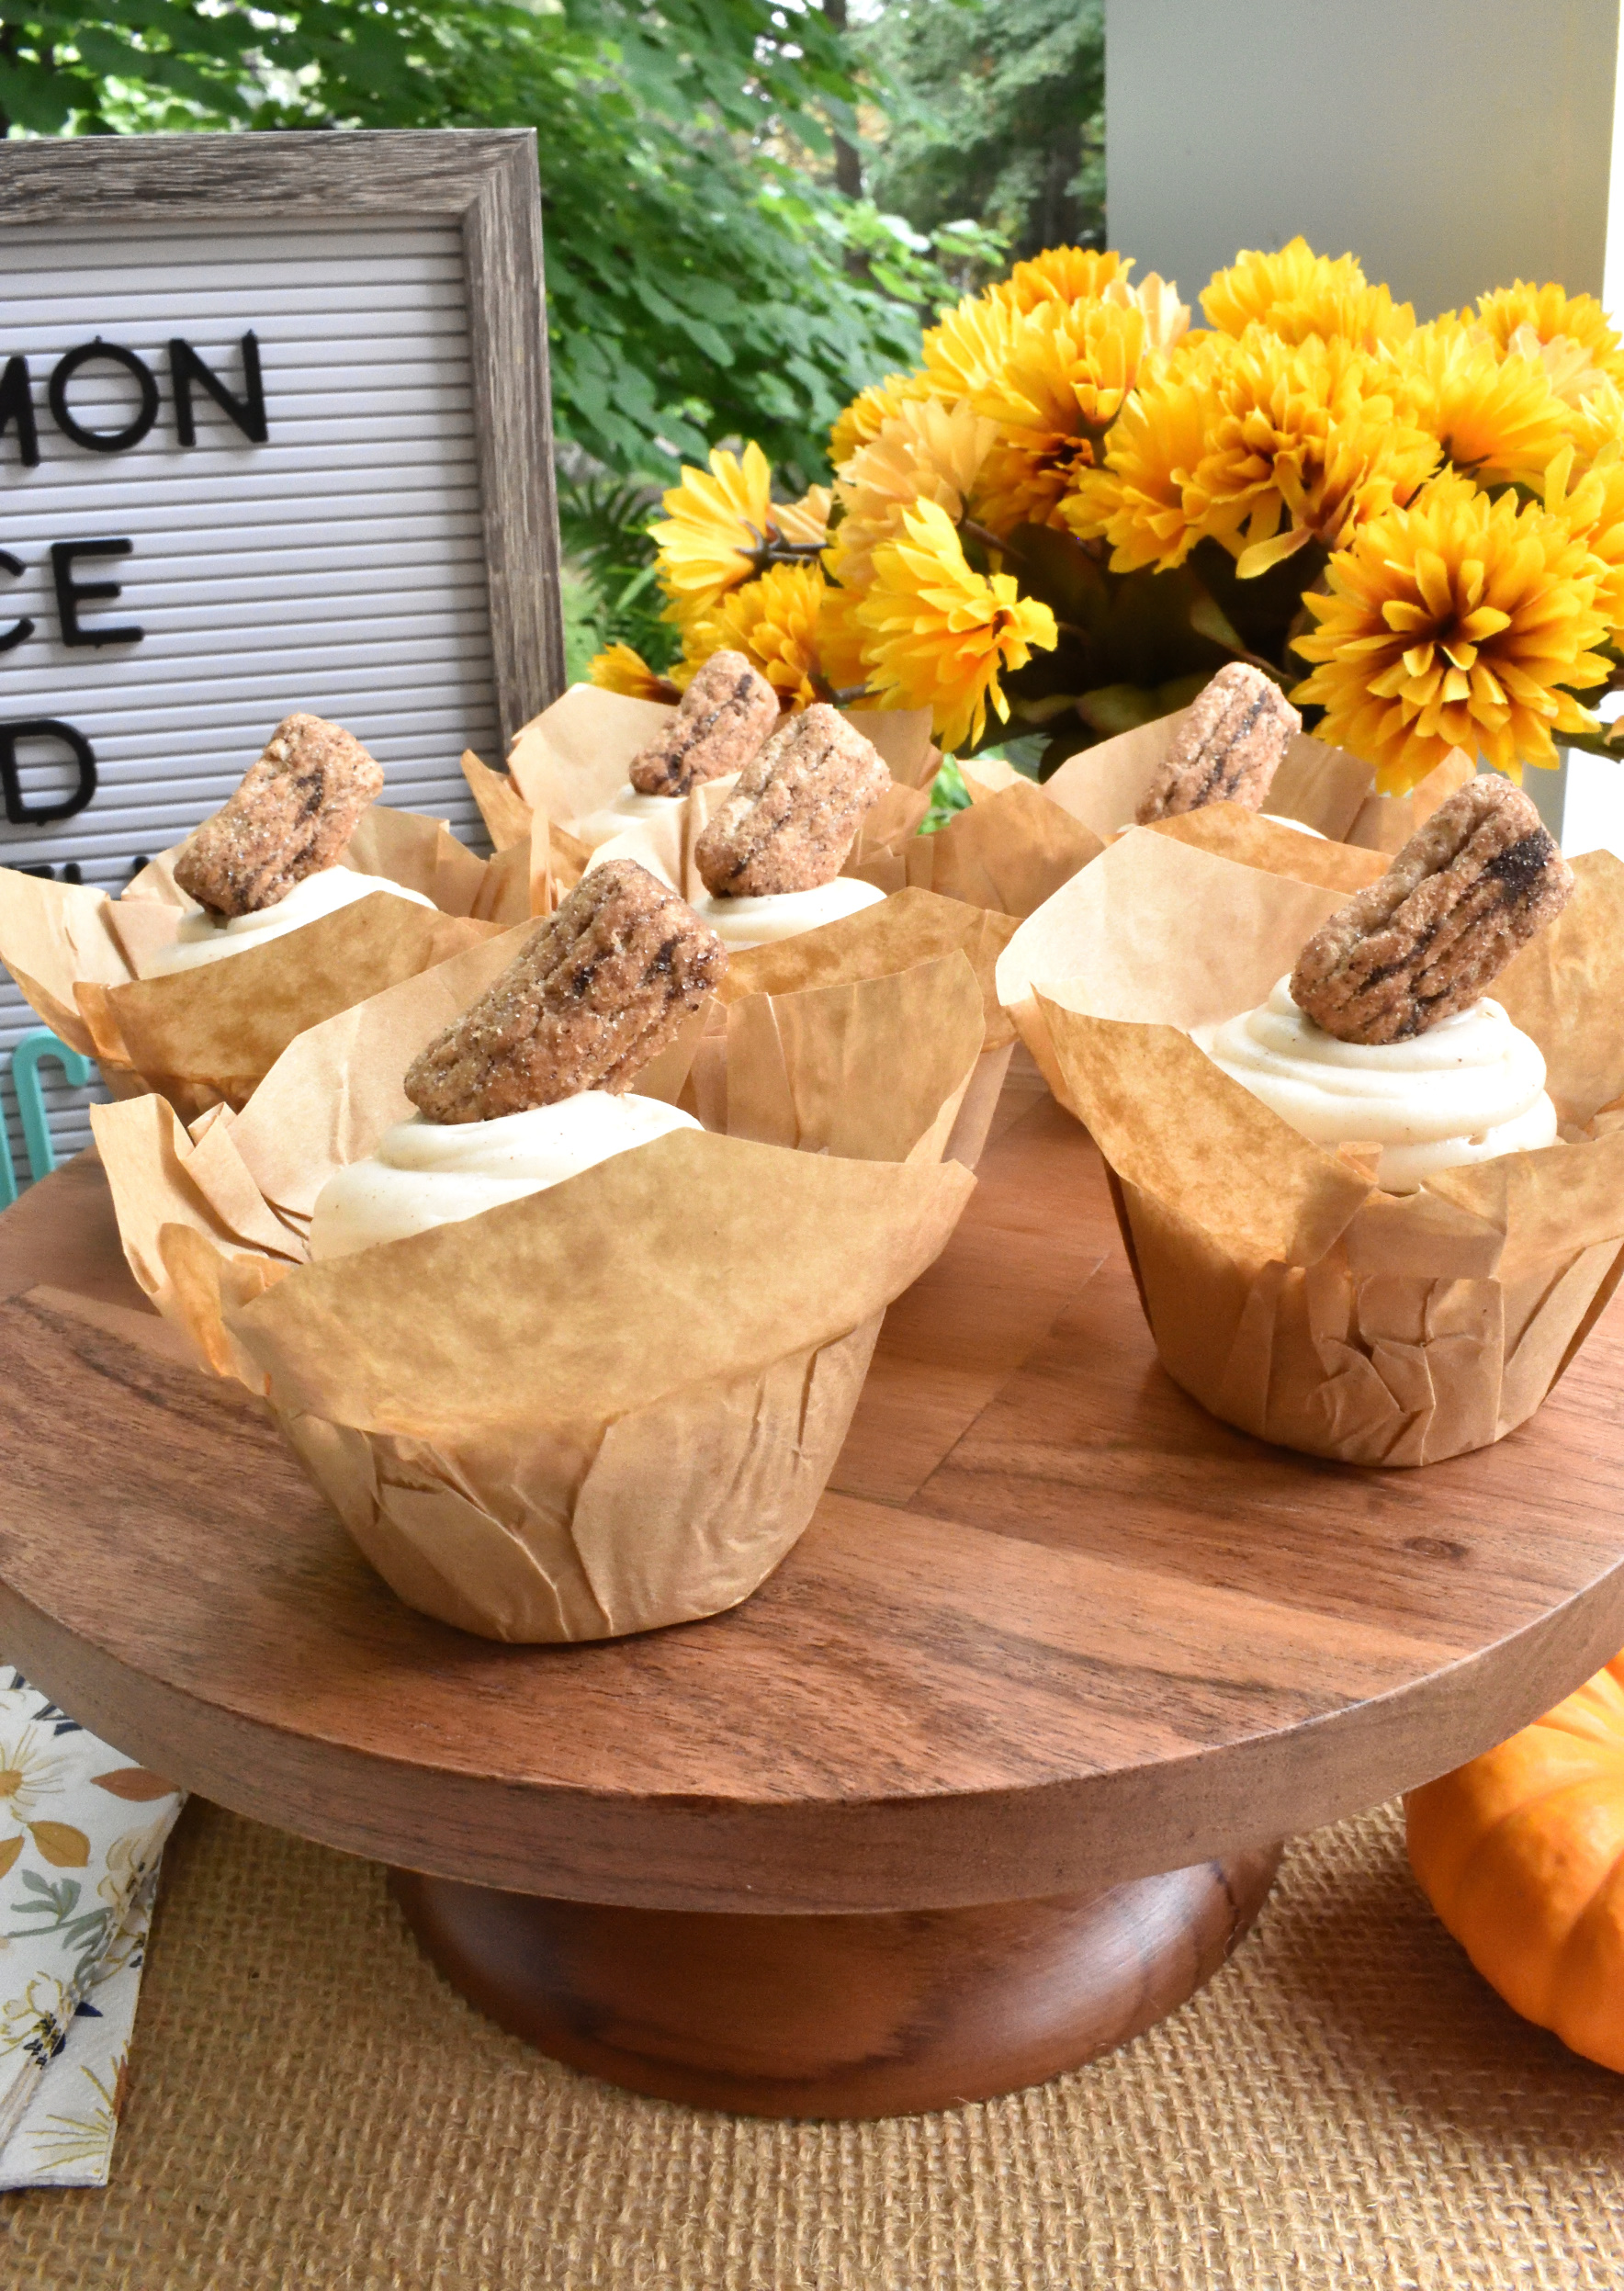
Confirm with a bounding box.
[147,867,434,976]
[696,876,885,949]
[308,1091,700,1259]
[570,784,681,851]
[1192,976,1557,1191]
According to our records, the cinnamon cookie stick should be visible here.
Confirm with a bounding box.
[404,859,725,1123]
[628,649,780,796]
[1136,664,1301,824]
[175,715,385,918]
[1291,777,1573,1044]
[694,704,889,897]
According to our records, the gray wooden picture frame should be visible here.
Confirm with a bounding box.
[0,127,567,750]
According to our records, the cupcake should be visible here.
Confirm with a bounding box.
[688,704,890,948]
[92,861,980,1640]
[502,682,939,910]
[1040,662,1475,854]
[309,860,716,1257]
[998,784,1624,1466]
[570,650,778,849]
[0,712,510,1119]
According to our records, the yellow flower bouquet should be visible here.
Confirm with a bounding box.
[596,238,1624,800]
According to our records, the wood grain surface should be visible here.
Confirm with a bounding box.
[2,1082,1623,1914]
[390,1845,1282,2118]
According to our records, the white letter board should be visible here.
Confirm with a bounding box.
[0,130,562,1170]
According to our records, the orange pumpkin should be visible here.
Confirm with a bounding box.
[1406,1653,1624,2071]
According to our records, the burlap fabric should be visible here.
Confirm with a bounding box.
[3,1800,1618,2289]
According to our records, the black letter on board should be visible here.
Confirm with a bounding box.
[51,539,141,648]
[169,332,268,446]
[0,720,97,825]
[0,551,33,654]
[0,358,39,468]
[48,340,160,454]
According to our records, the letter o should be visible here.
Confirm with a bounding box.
[48,340,160,455]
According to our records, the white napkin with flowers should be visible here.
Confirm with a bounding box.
[0,1664,184,2189]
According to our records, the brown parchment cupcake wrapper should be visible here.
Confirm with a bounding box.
[0,805,513,1114]
[503,683,939,903]
[706,886,1022,1167]
[1040,704,1474,852]
[998,832,1624,1466]
[91,934,980,1639]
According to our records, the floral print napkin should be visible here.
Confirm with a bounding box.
[0,1665,184,2189]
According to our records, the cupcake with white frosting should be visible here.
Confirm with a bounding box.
[1195,976,1556,1192]
[310,858,718,1258]
[998,777,1624,1466]
[149,863,436,976]
[570,649,779,849]
[692,702,889,950]
[89,850,983,1644]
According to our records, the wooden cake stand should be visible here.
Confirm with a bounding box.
[2,1072,1623,2120]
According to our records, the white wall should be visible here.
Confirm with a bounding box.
[1106,0,1620,320]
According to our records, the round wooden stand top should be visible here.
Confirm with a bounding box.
[2,1072,1623,1916]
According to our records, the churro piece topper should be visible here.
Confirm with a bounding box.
[628,649,780,796]
[1136,664,1301,825]
[174,714,385,918]
[1291,777,1573,1044]
[404,858,725,1123]
[694,704,889,898]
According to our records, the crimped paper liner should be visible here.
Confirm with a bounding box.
[694,886,1021,1167]
[92,942,982,1639]
[1104,1164,1624,1467]
[0,804,515,1112]
[1040,705,1473,852]
[278,1315,884,1641]
[1001,835,1624,1466]
[501,682,942,911]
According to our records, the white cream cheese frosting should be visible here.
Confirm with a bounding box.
[570,784,679,851]
[1192,975,1557,1192]
[697,876,885,949]
[308,1091,701,1258]
[146,866,435,976]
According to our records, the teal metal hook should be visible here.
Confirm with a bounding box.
[2,1029,95,1207]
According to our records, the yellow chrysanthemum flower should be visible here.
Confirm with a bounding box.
[828,397,999,589]
[1291,471,1609,788]
[988,245,1131,314]
[1566,375,1624,472]
[853,499,1058,752]
[829,373,935,469]
[682,562,828,710]
[1474,280,1624,370]
[1180,329,1438,575]
[1104,271,1191,356]
[817,578,872,694]
[969,299,1150,533]
[1505,322,1618,411]
[1061,335,1229,570]
[1202,235,1414,349]
[588,641,677,702]
[1545,442,1624,632]
[773,484,832,548]
[921,291,1026,404]
[650,443,775,628]
[1392,317,1572,486]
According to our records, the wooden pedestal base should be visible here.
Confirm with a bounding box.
[390,1845,1283,2119]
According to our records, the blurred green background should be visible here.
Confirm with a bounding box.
[0,0,1103,680]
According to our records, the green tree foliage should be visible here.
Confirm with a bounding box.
[854,0,1104,276]
[0,0,967,492]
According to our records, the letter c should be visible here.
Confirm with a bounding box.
[0,551,32,654]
